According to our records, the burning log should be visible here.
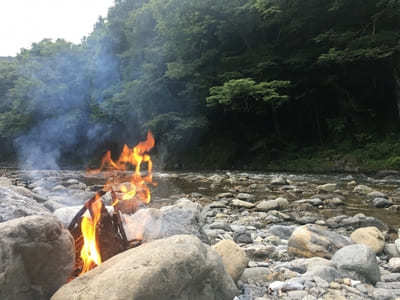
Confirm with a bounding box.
[67,191,106,231]
[68,131,156,279]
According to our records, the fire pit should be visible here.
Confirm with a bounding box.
[68,131,155,278]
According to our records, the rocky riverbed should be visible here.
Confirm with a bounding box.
[1,169,400,299]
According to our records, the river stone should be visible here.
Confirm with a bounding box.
[51,235,239,300]
[122,199,209,243]
[353,185,374,194]
[0,215,75,300]
[384,243,400,258]
[332,244,380,284]
[367,191,387,199]
[388,257,400,272]
[256,197,288,212]
[395,239,400,254]
[350,226,385,253]
[213,239,249,282]
[271,176,288,185]
[267,225,296,240]
[237,193,255,201]
[240,267,269,283]
[288,224,351,258]
[372,197,393,208]
[317,184,337,193]
[231,199,255,208]
[0,178,51,222]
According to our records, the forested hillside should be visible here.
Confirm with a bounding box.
[1,0,400,171]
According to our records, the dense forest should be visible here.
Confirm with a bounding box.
[0,0,400,171]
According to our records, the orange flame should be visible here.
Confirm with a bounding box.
[89,131,155,206]
[78,131,155,275]
[79,195,102,275]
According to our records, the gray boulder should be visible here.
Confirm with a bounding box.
[0,215,75,300]
[122,199,209,243]
[332,244,381,284]
[51,235,239,300]
[0,177,50,222]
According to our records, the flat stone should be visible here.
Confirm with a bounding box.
[353,185,375,194]
[256,198,288,212]
[317,184,337,193]
[231,199,255,209]
[240,267,269,283]
[237,193,255,201]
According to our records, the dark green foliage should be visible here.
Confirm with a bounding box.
[0,0,400,169]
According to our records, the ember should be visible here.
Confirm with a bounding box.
[68,131,155,277]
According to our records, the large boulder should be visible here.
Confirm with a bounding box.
[213,239,249,282]
[288,224,351,258]
[350,226,385,254]
[0,215,75,300]
[332,244,381,284]
[122,199,209,243]
[51,235,239,300]
[0,177,50,222]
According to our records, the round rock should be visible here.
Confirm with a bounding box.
[350,226,385,254]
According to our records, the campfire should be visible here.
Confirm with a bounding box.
[68,131,155,278]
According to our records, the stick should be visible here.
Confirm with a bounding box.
[68,190,107,231]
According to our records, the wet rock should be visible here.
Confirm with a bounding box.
[317,184,337,193]
[353,185,374,194]
[332,244,380,284]
[0,215,74,300]
[388,258,400,272]
[52,235,239,300]
[350,226,385,254]
[233,231,253,244]
[267,225,296,240]
[372,197,393,208]
[256,197,288,212]
[288,224,351,258]
[232,199,255,209]
[213,240,249,282]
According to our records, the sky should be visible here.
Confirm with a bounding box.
[0,0,115,57]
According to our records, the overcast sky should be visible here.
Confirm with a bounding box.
[0,0,115,56]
